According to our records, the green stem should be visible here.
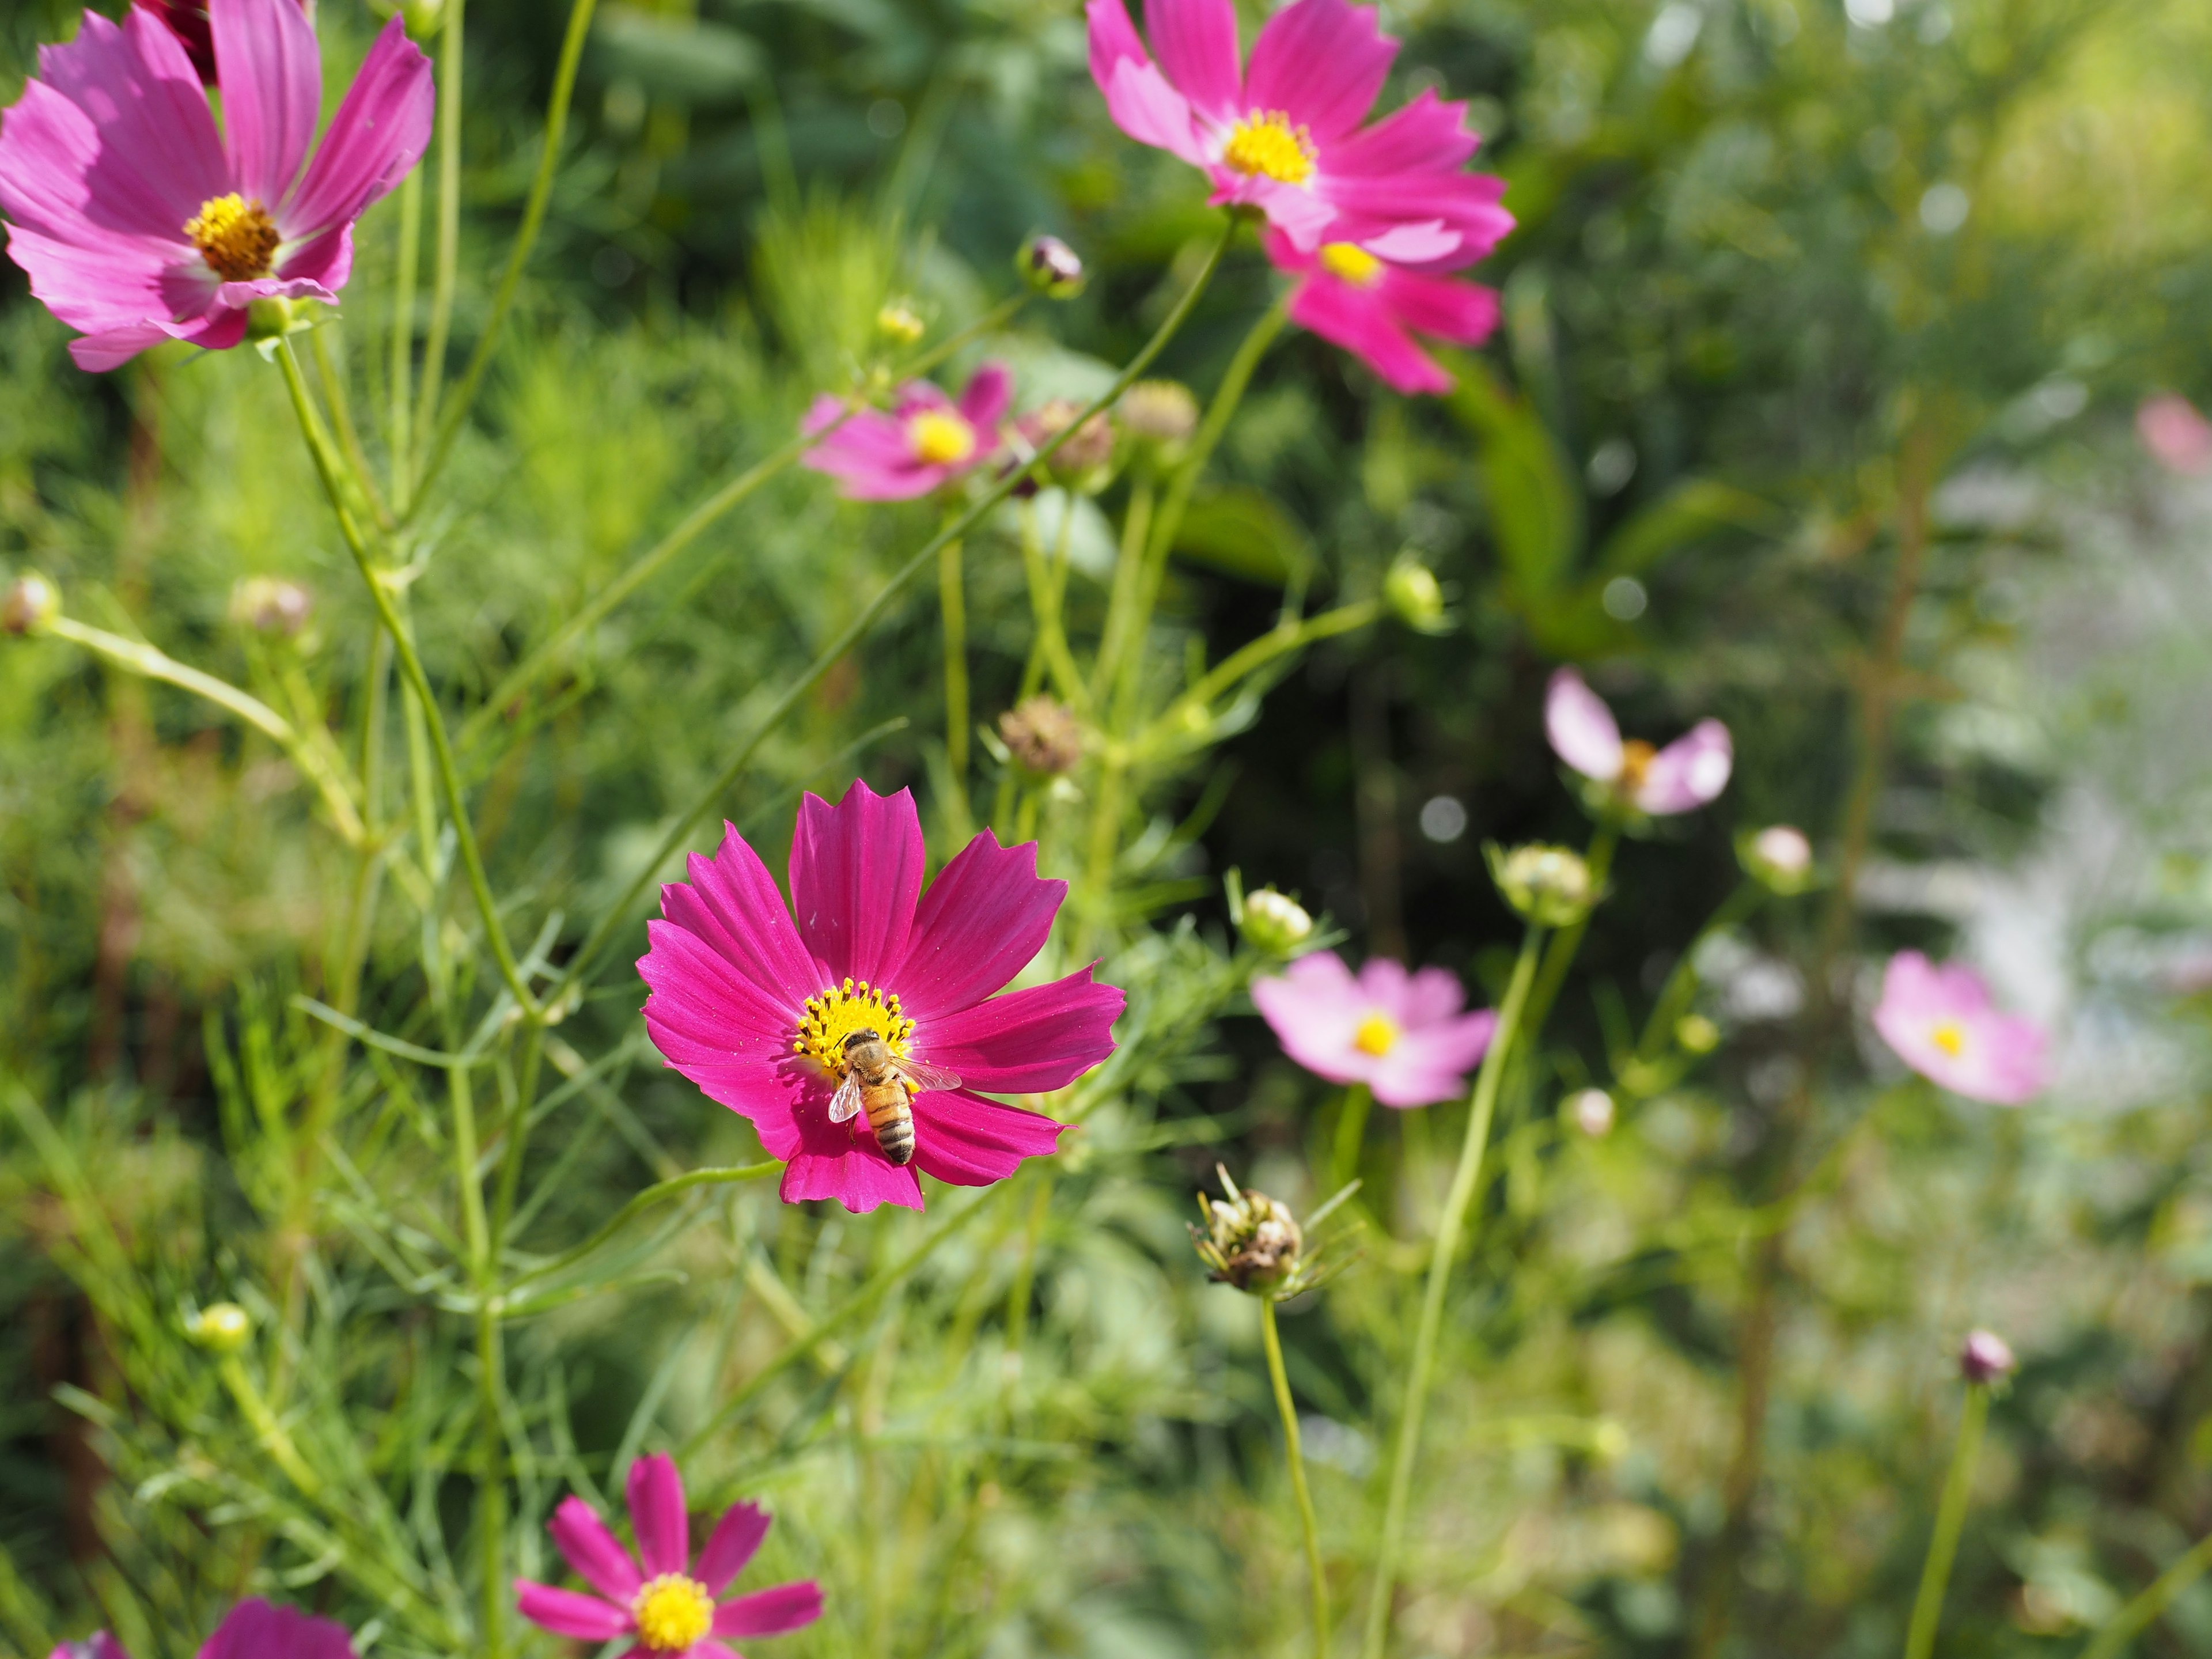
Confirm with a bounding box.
[1330,1084,1372,1202]
[1147,601,1381,746]
[275,341,540,1018]
[310,325,388,529]
[1634,880,1762,1062]
[475,1299,507,1659]
[2079,1529,2212,1659]
[550,217,1239,1009]
[217,1355,323,1499]
[1263,1298,1331,1659]
[389,166,422,510]
[413,0,600,513]
[1362,923,1545,1659]
[940,535,969,785]
[1518,821,1619,1047]
[414,0,465,467]
[1902,1384,1990,1659]
[503,1162,778,1292]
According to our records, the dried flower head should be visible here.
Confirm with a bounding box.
[1118,380,1199,457]
[2,573,59,635]
[1014,398,1116,493]
[1960,1329,2015,1385]
[1487,842,1596,927]
[1190,1165,1359,1300]
[998,696,1084,775]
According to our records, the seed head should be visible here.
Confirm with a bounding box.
[1487,842,1597,927]
[1192,1169,1305,1296]
[1239,888,1314,956]
[1960,1329,2015,1385]
[1020,234,1086,299]
[2,573,59,636]
[998,696,1083,775]
[1118,380,1199,460]
[1016,397,1116,493]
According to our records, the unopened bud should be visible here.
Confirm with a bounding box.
[1960,1329,2014,1385]
[1192,1168,1304,1295]
[2,573,59,635]
[1566,1088,1615,1138]
[1019,234,1086,299]
[1240,887,1315,955]
[1118,380,1199,461]
[1675,1013,1720,1054]
[185,1302,252,1354]
[398,0,443,37]
[998,696,1083,775]
[1383,557,1449,634]
[1017,398,1116,493]
[1487,842,1597,927]
[1741,824,1815,894]
[876,302,925,347]
[230,575,313,637]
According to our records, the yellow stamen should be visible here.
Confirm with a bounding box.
[1222,110,1316,184]
[1353,1012,1399,1056]
[794,978,915,1076]
[908,409,976,467]
[1618,738,1657,791]
[1319,243,1383,286]
[184,193,279,282]
[631,1574,715,1653]
[1929,1021,1967,1058]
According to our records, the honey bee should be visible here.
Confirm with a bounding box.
[827,1029,960,1166]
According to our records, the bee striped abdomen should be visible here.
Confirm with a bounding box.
[865,1082,916,1165]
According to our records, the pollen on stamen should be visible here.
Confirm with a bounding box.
[1222,110,1317,185]
[794,978,918,1075]
[184,192,280,282]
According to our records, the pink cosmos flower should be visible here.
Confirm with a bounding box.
[2137,393,2212,476]
[516,1455,821,1658]
[800,363,1012,501]
[1263,228,1498,396]
[1250,950,1495,1107]
[639,781,1122,1214]
[1546,668,1732,816]
[0,0,433,372]
[1872,950,2048,1106]
[1085,0,1514,259]
[52,1600,353,1659]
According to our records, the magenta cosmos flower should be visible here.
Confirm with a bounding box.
[1086,0,1513,258]
[639,781,1122,1213]
[54,1600,353,1659]
[800,362,1012,501]
[1872,950,2048,1106]
[0,0,432,372]
[517,1455,821,1658]
[1263,228,1498,396]
[2138,393,2212,477]
[1546,668,1732,816]
[1251,950,1495,1107]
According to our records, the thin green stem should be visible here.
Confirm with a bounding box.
[1519,821,1619,1046]
[550,217,1238,1008]
[413,0,599,512]
[2079,1529,2212,1659]
[389,167,422,510]
[475,1299,507,1659]
[1147,601,1381,745]
[1263,1298,1330,1659]
[1330,1083,1372,1202]
[217,1355,323,1499]
[311,325,388,529]
[1903,1384,1990,1659]
[504,1162,778,1293]
[1634,880,1762,1061]
[940,536,969,785]
[1362,923,1546,1659]
[414,0,465,467]
[488,1018,544,1252]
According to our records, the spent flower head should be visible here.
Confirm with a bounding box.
[3,573,59,635]
[1118,380,1198,462]
[1190,1165,1358,1299]
[1019,233,1086,298]
[998,696,1084,776]
[1487,842,1596,927]
[1014,397,1117,493]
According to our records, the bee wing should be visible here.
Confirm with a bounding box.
[827,1070,866,1124]
[892,1055,963,1093]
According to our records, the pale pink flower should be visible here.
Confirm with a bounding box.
[1546,668,1732,816]
[2138,394,2212,476]
[799,363,1012,501]
[1250,950,1495,1107]
[1,0,433,371]
[1872,950,2048,1105]
[1262,228,1498,396]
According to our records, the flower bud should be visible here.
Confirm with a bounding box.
[185,1302,252,1354]
[1675,1013,1720,1055]
[1191,1169,1304,1295]
[397,0,444,37]
[1016,398,1116,494]
[1118,380,1199,463]
[230,575,313,638]
[1240,888,1315,956]
[1487,842,1597,927]
[1740,824,1815,895]
[1566,1088,1615,1138]
[875,302,925,347]
[1959,1329,2015,1385]
[1383,557,1449,634]
[998,696,1083,776]
[2,573,60,635]
[1019,234,1086,299]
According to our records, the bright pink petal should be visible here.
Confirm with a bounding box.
[3,221,181,334]
[1361,960,1466,1027]
[516,1582,634,1642]
[695,1502,772,1596]
[51,1637,130,1659]
[626,1453,692,1578]
[1546,669,1623,782]
[788,781,924,986]
[639,921,803,1070]
[1632,718,1732,814]
[1378,268,1500,344]
[1359,220,1463,265]
[1323,89,1479,177]
[1286,270,1453,395]
[281,15,432,237]
[211,0,322,206]
[1244,0,1395,143]
[550,1494,645,1601]
[1250,952,1374,1086]
[1103,56,1209,165]
[910,1089,1065,1187]
[958,361,1013,432]
[195,1599,355,1659]
[1215,171,1337,250]
[1369,1012,1494,1106]
[778,1138,925,1212]
[891,831,1065,1021]
[659,821,825,1012]
[713,1581,824,1638]
[918,968,1124,1093]
[1143,0,1242,122]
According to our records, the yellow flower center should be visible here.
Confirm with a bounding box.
[794,978,915,1076]
[1929,1021,1967,1058]
[908,409,976,467]
[1618,738,1657,791]
[1319,243,1383,286]
[1353,1012,1399,1056]
[1222,110,1316,184]
[631,1574,715,1652]
[184,193,280,282]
